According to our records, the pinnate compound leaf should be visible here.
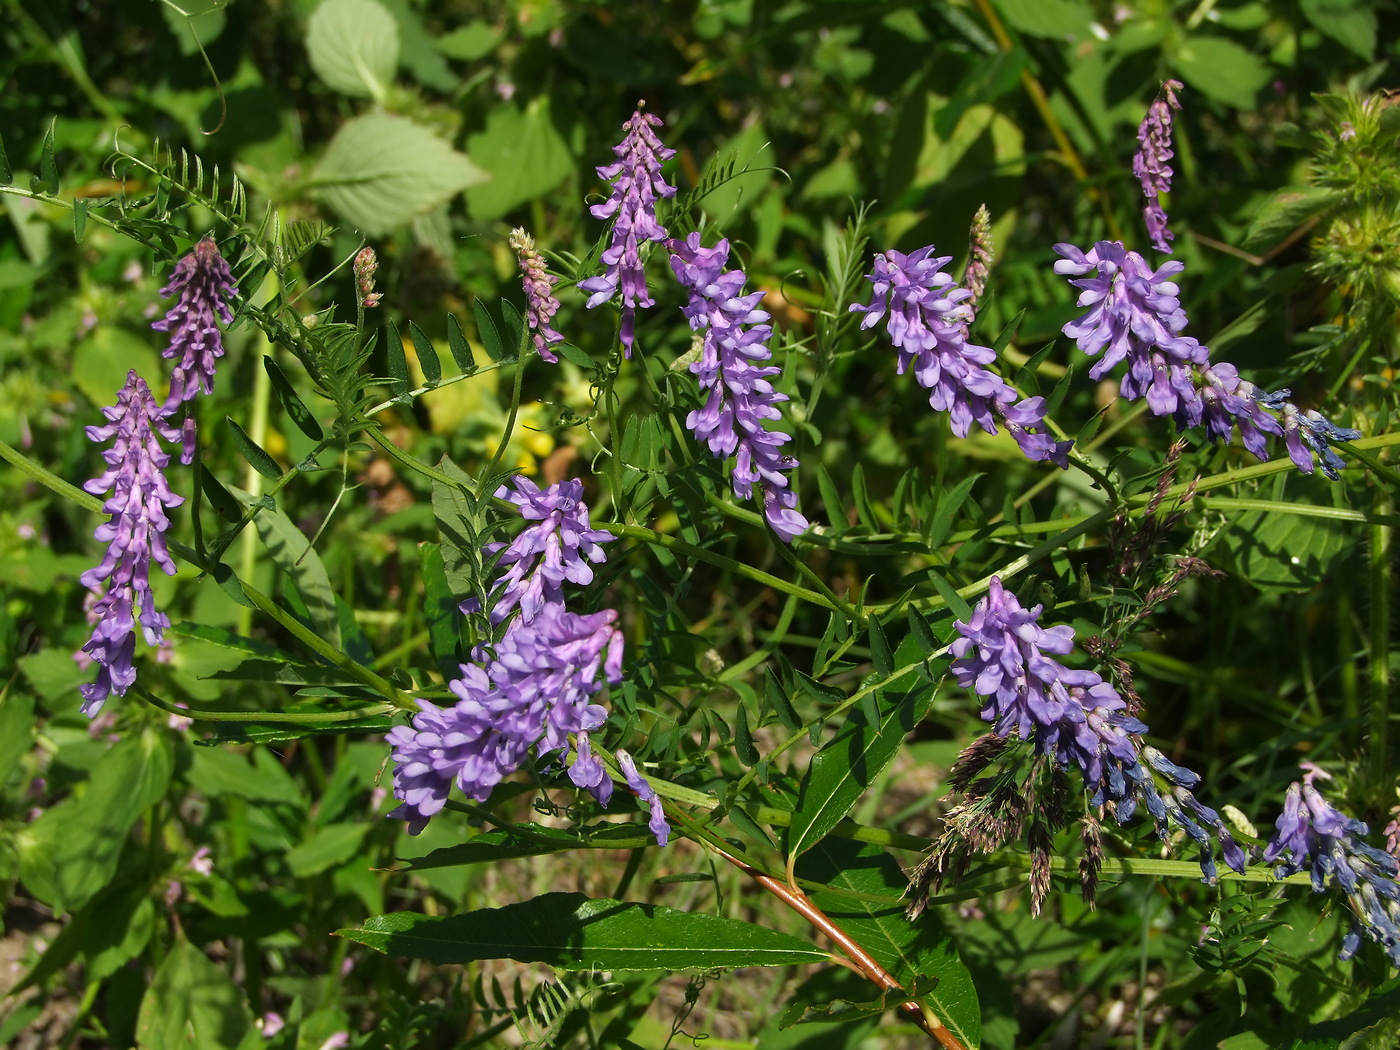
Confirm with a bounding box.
[785,682,935,861]
[306,0,400,100]
[338,892,831,970]
[136,937,252,1050]
[313,113,488,236]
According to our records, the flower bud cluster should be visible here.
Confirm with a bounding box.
[510,228,564,361]
[669,233,810,541]
[1133,80,1183,253]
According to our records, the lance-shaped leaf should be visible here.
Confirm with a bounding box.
[226,417,283,479]
[263,355,324,440]
[785,682,935,862]
[446,312,478,374]
[338,892,831,970]
[407,320,442,386]
[402,824,651,870]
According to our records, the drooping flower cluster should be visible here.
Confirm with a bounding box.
[1133,79,1183,253]
[387,602,623,833]
[851,247,1072,468]
[152,235,237,410]
[478,476,614,624]
[78,371,185,716]
[1054,240,1360,477]
[578,102,677,356]
[950,576,1245,881]
[510,228,564,362]
[1264,769,1400,965]
[668,233,810,541]
[390,477,669,844]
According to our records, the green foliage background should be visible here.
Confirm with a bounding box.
[1,0,1399,1047]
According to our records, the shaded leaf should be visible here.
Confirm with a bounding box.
[263,355,324,440]
[338,892,831,970]
[225,417,283,479]
[136,937,252,1050]
[306,0,400,100]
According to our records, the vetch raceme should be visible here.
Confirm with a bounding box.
[668,232,809,541]
[479,476,614,625]
[1133,80,1183,253]
[578,102,676,356]
[511,228,564,361]
[1055,241,1361,477]
[78,371,185,715]
[618,750,670,847]
[152,235,237,411]
[950,577,1245,882]
[1264,769,1400,965]
[387,603,623,834]
[851,246,1071,467]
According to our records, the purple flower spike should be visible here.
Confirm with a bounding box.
[853,246,1070,467]
[578,102,677,356]
[1275,401,1361,480]
[388,602,623,834]
[1264,776,1400,965]
[152,235,237,409]
[669,232,809,542]
[1133,80,1183,254]
[482,477,614,625]
[79,371,185,715]
[953,576,1244,882]
[511,228,564,362]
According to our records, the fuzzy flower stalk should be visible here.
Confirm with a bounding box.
[1053,240,1360,477]
[511,228,564,362]
[851,246,1072,468]
[1134,80,1183,253]
[78,371,185,716]
[578,102,677,356]
[668,232,809,541]
[152,235,237,410]
[391,476,668,845]
[1264,768,1400,965]
[910,576,1244,916]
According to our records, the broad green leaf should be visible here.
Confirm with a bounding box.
[785,683,935,861]
[73,328,163,412]
[263,355,323,440]
[338,892,831,970]
[248,494,342,648]
[431,455,484,609]
[187,745,303,807]
[1281,975,1400,1049]
[17,730,174,912]
[1173,36,1270,109]
[797,839,980,1048]
[435,19,501,60]
[1298,0,1376,59]
[226,417,283,479]
[313,113,488,236]
[305,0,400,101]
[990,0,1093,39]
[0,689,35,782]
[1221,489,1358,591]
[85,883,155,981]
[136,937,252,1050]
[286,822,370,877]
[465,96,579,221]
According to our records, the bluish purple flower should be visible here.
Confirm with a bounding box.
[853,247,1070,467]
[618,749,670,846]
[578,103,676,356]
[1264,775,1400,964]
[669,232,809,542]
[953,576,1245,881]
[1133,80,1183,253]
[511,228,564,362]
[388,602,623,833]
[1197,364,1283,460]
[78,371,185,716]
[1054,241,1205,383]
[482,477,614,624]
[1273,399,1361,480]
[152,235,237,410]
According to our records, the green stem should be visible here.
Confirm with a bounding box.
[478,352,529,500]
